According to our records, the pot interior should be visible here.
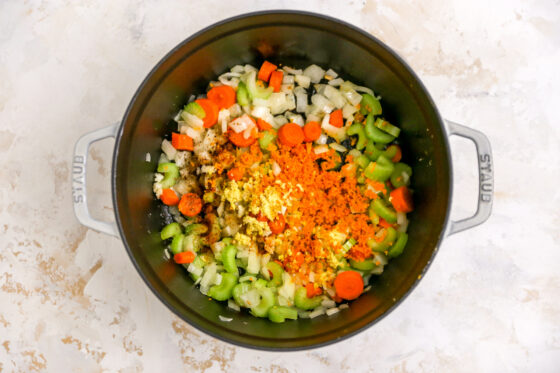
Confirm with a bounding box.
[113,11,451,350]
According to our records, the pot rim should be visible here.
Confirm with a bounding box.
[111,9,452,351]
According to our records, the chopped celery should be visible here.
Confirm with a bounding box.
[161,222,181,240]
[374,118,401,137]
[372,198,397,223]
[170,234,185,254]
[157,162,179,189]
[266,262,284,287]
[183,101,205,118]
[364,155,394,182]
[236,81,250,106]
[388,232,408,258]
[208,273,238,301]
[294,287,323,310]
[364,114,395,144]
[359,94,382,116]
[259,130,276,150]
[268,306,298,323]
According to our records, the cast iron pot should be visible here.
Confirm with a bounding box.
[72,11,494,350]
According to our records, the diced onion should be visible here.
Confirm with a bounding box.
[321,299,336,308]
[229,104,242,117]
[309,306,326,319]
[229,114,253,133]
[342,103,358,119]
[286,112,304,127]
[274,115,288,127]
[321,113,331,128]
[303,64,326,84]
[251,106,275,126]
[323,85,346,108]
[218,72,241,87]
[272,161,281,175]
[338,303,349,310]
[294,87,308,113]
[161,139,177,161]
[281,83,294,93]
[227,299,240,312]
[326,307,340,316]
[295,74,311,88]
[282,74,295,84]
[315,133,328,145]
[185,127,201,141]
[283,66,303,75]
[311,94,334,114]
[181,111,204,130]
[218,315,233,322]
[342,88,362,106]
[244,64,257,72]
[329,143,347,152]
[307,114,321,123]
[231,65,245,74]
[325,68,338,78]
[328,78,344,87]
[314,144,329,154]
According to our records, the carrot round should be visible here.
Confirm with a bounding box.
[207,85,236,109]
[178,193,203,217]
[277,123,304,147]
[171,132,194,151]
[269,214,286,234]
[303,121,322,142]
[174,251,195,264]
[195,99,219,128]
[229,127,257,148]
[256,118,273,131]
[329,109,344,128]
[160,188,179,206]
[269,70,283,92]
[390,186,413,213]
[258,60,277,82]
[334,271,364,300]
[227,167,244,181]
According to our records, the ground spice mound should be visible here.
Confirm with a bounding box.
[251,143,377,286]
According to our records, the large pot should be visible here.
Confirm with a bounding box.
[72,11,493,350]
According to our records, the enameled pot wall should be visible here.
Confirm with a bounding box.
[72,11,493,350]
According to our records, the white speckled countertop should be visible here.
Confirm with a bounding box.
[1,0,559,372]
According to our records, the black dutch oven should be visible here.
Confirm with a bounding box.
[72,11,493,350]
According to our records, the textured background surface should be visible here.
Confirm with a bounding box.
[1,0,559,372]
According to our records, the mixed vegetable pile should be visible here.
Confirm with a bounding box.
[153,61,414,322]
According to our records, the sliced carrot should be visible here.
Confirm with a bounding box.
[329,109,343,128]
[277,123,304,147]
[306,283,323,298]
[228,127,258,148]
[160,188,179,206]
[390,186,413,213]
[227,167,244,181]
[178,193,203,217]
[256,118,273,131]
[207,85,236,109]
[174,251,195,264]
[269,70,283,92]
[269,214,286,234]
[334,270,364,300]
[171,132,194,151]
[390,145,402,163]
[258,60,277,82]
[303,121,322,142]
[378,218,393,228]
[195,99,219,128]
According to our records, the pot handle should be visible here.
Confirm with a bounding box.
[72,123,120,237]
[445,120,494,235]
